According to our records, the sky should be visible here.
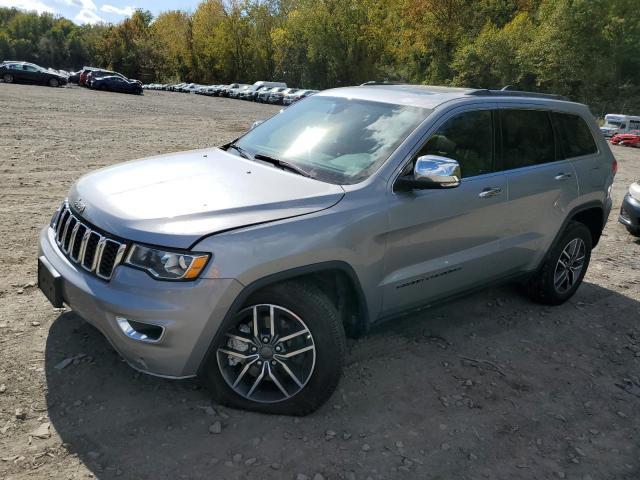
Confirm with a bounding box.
[0,0,201,24]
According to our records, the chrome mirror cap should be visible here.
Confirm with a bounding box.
[413,155,461,188]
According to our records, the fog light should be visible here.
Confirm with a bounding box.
[116,317,164,343]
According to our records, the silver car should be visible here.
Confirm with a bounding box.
[38,84,615,415]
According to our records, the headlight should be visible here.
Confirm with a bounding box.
[125,244,210,281]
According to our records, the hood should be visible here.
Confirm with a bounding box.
[68,147,345,249]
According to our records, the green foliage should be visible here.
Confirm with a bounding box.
[1,1,639,112]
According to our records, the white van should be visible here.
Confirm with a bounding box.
[600,114,640,137]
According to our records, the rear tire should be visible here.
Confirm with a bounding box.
[49,78,59,87]
[201,281,346,415]
[524,222,592,305]
[3,73,13,83]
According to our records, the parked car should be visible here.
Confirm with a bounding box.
[241,81,287,101]
[0,61,67,87]
[257,86,285,103]
[68,70,82,83]
[202,85,222,96]
[619,181,640,236]
[38,85,615,415]
[228,84,250,99]
[92,76,143,95]
[610,130,640,147]
[238,85,265,101]
[267,87,298,105]
[219,83,240,97]
[282,89,318,106]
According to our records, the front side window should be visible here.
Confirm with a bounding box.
[553,112,597,158]
[233,96,430,184]
[417,110,494,178]
[500,109,555,169]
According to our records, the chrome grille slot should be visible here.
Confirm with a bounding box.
[70,224,87,261]
[82,232,100,270]
[53,203,126,281]
[62,217,77,251]
[56,210,70,243]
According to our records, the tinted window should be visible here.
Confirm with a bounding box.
[553,112,597,158]
[500,109,555,169]
[418,110,493,178]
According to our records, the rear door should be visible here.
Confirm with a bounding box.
[552,111,604,197]
[381,106,514,316]
[497,106,579,272]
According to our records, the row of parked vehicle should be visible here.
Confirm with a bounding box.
[0,60,143,95]
[69,66,143,95]
[143,80,319,106]
[0,61,69,87]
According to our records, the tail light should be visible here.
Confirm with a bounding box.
[612,158,618,175]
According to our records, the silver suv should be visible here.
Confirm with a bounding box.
[38,84,615,415]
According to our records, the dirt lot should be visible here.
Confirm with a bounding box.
[0,83,639,480]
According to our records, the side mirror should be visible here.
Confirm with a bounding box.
[396,155,461,190]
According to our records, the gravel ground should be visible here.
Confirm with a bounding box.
[0,83,639,480]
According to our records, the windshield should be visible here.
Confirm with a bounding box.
[232,96,430,184]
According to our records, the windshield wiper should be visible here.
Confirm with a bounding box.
[254,153,312,178]
[226,143,251,160]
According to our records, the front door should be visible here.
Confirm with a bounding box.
[381,107,513,316]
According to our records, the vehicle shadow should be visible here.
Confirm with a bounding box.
[44,281,640,479]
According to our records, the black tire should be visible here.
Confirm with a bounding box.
[524,221,592,305]
[3,73,13,83]
[201,281,346,415]
[49,78,59,87]
[627,226,640,237]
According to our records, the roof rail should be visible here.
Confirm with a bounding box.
[469,89,570,101]
[360,80,405,86]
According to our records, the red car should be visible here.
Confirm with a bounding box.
[611,130,640,147]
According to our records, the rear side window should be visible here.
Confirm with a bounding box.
[500,109,555,169]
[553,112,598,158]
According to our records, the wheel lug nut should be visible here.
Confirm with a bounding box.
[251,346,257,352]
[262,337,269,343]
[271,360,276,366]
[275,346,281,352]
[257,360,262,365]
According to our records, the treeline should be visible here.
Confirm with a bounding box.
[1,0,639,114]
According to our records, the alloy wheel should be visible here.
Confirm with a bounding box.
[217,304,316,403]
[553,237,586,294]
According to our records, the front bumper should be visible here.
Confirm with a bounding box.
[619,193,640,233]
[38,227,243,378]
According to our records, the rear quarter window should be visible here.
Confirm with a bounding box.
[553,112,598,158]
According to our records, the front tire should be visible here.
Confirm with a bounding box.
[49,78,59,87]
[627,226,640,237]
[201,281,346,415]
[3,73,13,83]
[524,222,592,305]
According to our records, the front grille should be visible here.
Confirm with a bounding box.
[52,203,126,280]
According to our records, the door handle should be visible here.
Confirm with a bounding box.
[555,173,573,181]
[478,187,503,198]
